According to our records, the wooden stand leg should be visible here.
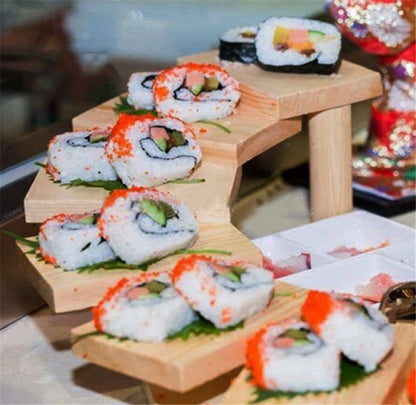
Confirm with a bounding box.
[308,105,352,222]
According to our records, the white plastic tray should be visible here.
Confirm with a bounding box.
[281,254,415,297]
[252,234,333,269]
[279,211,416,259]
[379,240,416,268]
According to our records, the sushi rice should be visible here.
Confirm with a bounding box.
[93,272,197,342]
[127,72,159,110]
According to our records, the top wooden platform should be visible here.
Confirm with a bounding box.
[178,51,383,120]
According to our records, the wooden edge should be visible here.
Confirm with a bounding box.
[219,324,416,404]
[70,283,307,392]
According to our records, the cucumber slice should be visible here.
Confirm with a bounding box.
[308,30,325,42]
[191,84,203,96]
[137,293,160,300]
[89,133,109,143]
[282,328,309,340]
[293,339,311,346]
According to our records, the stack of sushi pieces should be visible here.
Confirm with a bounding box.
[246,290,394,394]
[218,17,341,75]
[38,188,199,270]
[93,255,275,342]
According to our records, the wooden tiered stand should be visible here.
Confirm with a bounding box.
[18,51,413,404]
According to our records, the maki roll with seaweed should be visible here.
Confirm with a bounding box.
[172,255,274,328]
[153,63,241,122]
[301,291,394,372]
[46,128,117,184]
[106,114,202,187]
[93,272,197,342]
[98,188,199,265]
[256,17,341,74]
[219,26,258,64]
[38,212,116,270]
[246,320,340,392]
[127,71,159,110]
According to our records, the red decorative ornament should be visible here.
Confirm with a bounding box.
[327,0,416,55]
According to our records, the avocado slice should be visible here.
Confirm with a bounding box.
[89,133,109,143]
[154,138,168,152]
[222,272,240,282]
[169,130,187,148]
[76,216,96,225]
[308,30,325,42]
[146,280,167,294]
[140,199,177,227]
[282,328,309,340]
[204,76,219,91]
[293,339,311,346]
[191,84,203,96]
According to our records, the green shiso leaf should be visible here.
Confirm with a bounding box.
[114,96,158,117]
[64,179,127,192]
[167,178,205,184]
[250,357,376,403]
[167,317,244,341]
[74,318,243,345]
[35,162,47,169]
[197,120,231,134]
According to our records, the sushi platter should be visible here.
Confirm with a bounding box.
[71,282,307,392]
[218,324,415,405]
[11,14,415,405]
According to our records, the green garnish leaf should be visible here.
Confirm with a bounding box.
[3,231,40,249]
[274,291,294,297]
[114,96,158,117]
[168,317,244,340]
[64,179,127,192]
[167,178,205,184]
[76,259,142,273]
[146,280,167,294]
[197,120,231,134]
[35,162,47,169]
[250,358,376,403]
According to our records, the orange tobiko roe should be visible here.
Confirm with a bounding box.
[107,113,157,160]
[246,326,269,390]
[171,255,213,283]
[408,368,416,405]
[92,271,162,331]
[301,290,335,334]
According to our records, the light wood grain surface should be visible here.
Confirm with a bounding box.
[15,223,262,313]
[219,324,416,405]
[71,282,307,393]
[178,50,383,120]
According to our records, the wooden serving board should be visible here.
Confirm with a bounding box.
[15,223,261,313]
[219,324,416,405]
[71,282,307,393]
[178,51,383,120]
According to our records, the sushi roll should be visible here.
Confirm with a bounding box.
[301,291,394,372]
[172,255,274,328]
[256,17,341,75]
[46,128,117,184]
[93,272,197,342]
[38,212,116,271]
[219,26,258,64]
[106,113,202,187]
[127,71,159,110]
[98,188,199,265]
[153,63,241,122]
[246,320,340,392]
